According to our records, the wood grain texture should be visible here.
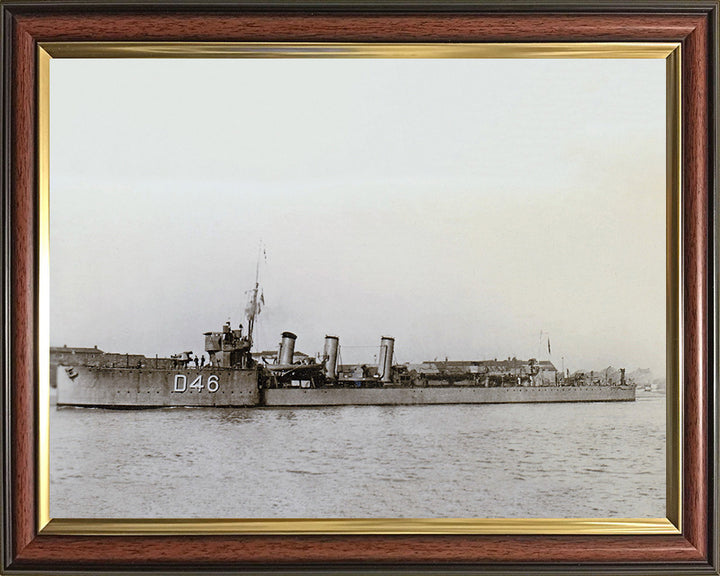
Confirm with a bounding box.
[681,11,710,559]
[12,12,705,42]
[10,15,37,561]
[10,534,707,568]
[3,4,716,572]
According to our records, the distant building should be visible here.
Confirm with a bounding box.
[628,368,652,387]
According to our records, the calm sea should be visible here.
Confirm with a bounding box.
[49,394,665,519]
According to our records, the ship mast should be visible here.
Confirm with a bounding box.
[246,242,263,347]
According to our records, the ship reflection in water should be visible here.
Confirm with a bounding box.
[50,396,665,519]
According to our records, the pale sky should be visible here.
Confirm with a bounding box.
[49,57,666,375]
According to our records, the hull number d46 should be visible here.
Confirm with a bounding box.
[173,374,219,393]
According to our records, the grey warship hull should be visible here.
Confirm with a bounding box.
[57,366,260,408]
[262,385,635,406]
[57,365,635,408]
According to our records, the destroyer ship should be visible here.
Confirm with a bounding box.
[55,279,636,408]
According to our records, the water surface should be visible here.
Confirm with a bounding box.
[50,395,665,518]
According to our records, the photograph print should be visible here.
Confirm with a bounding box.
[49,55,667,519]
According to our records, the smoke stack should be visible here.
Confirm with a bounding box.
[378,336,395,384]
[323,335,339,380]
[278,331,297,365]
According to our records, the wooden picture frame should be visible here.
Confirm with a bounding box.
[1,1,717,574]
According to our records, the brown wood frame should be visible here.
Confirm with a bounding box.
[1,1,717,574]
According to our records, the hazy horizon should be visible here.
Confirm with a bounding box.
[49,57,666,376]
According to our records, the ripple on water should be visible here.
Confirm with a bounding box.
[50,397,666,519]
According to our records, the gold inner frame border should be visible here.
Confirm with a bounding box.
[36,41,682,536]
